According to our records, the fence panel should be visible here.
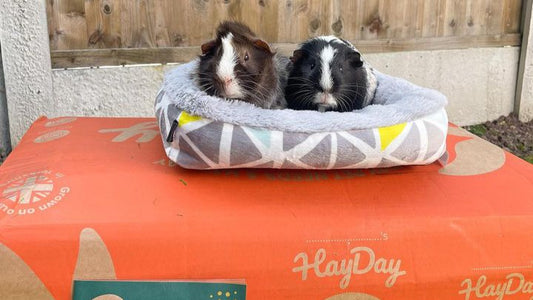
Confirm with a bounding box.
[47,0,523,68]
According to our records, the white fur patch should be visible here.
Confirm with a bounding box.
[314,92,337,109]
[216,33,243,98]
[319,45,336,92]
[217,33,236,80]
[316,36,343,44]
[316,36,360,53]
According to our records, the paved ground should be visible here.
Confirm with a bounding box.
[464,114,533,164]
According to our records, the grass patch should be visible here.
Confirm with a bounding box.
[465,124,487,137]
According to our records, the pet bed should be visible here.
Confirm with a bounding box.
[155,61,448,170]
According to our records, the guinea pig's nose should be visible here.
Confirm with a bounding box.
[320,93,328,103]
[222,77,233,85]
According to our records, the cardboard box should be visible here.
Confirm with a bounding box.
[0,117,532,299]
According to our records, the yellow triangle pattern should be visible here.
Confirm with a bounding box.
[378,123,407,151]
[178,112,202,127]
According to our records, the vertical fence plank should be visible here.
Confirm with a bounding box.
[360,0,381,40]
[256,0,280,42]
[85,0,122,49]
[49,0,88,50]
[466,0,490,35]
[47,0,57,49]
[414,0,425,38]
[503,0,523,33]
[403,0,420,38]
[376,0,388,39]
[152,1,170,47]
[487,0,505,35]
[422,0,438,37]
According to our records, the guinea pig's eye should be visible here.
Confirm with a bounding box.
[310,63,315,69]
[339,66,343,72]
[244,53,249,61]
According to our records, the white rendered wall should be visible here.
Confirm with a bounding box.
[0,0,54,146]
[50,47,520,133]
[364,47,520,125]
[51,65,174,118]
[2,46,522,145]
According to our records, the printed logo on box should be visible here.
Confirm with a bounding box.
[34,130,70,143]
[292,235,406,290]
[0,170,70,216]
[44,117,77,127]
[99,122,159,143]
[459,273,533,300]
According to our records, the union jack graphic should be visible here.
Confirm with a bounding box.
[2,175,54,204]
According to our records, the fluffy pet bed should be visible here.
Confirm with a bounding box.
[155,61,448,170]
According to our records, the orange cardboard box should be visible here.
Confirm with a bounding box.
[0,117,532,299]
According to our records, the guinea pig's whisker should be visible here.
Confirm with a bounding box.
[235,73,260,77]
[194,72,220,80]
[338,89,366,108]
[291,77,317,85]
[340,86,366,92]
[336,98,347,112]
[194,71,215,75]
[339,85,366,90]
[245,92,267,105]
[245,91,268,107]
[290,91,314,99]
[286,83,316,88]
[248,83,271,95]
[293,92,315,107]
[338,96,352,112]
[287,91,306,101]
[241,86,269,103]
[197,85,218,94]
[288,89,314,100]
[339,86,364,94]
[240,83,270,98]
[342,88,367,95]
[251,83,275,97]
[196,82,215,88]
[334,95,344,110]
[291,76,315,81]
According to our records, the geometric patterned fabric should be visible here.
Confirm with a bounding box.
[155,91,448,170]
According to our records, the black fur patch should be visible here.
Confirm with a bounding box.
[286,38,369,112]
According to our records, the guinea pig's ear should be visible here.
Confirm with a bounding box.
[347,51,364,68]
[201,40,217,55]
[290,50,303,63]
[253,39,274,54]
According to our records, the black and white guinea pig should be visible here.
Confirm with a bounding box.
[195,21,290,109]
[285,36,377,112]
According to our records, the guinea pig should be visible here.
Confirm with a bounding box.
[285,36,377,112]
[195,21,290,109]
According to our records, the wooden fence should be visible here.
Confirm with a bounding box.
[47,0,524,68]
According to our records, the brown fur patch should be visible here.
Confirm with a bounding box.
[197,21,280,108]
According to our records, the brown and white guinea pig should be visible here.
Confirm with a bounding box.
[195,21,290,109]
[285,36,377,112]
